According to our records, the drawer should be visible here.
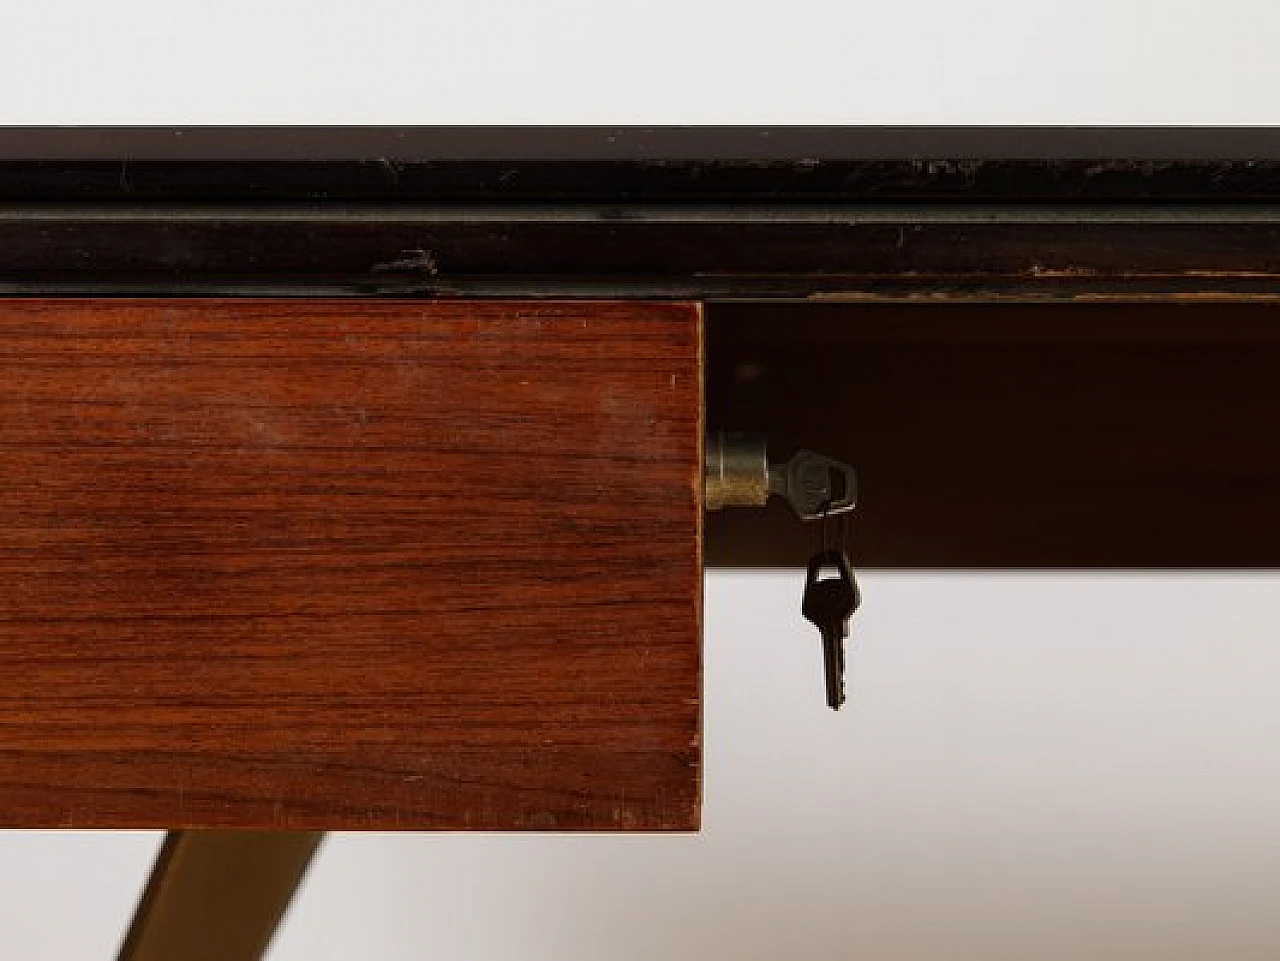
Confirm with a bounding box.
[0,299,703,830]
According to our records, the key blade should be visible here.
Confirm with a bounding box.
[823,628,847,710]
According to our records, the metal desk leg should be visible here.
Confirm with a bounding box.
[116,830,323,961]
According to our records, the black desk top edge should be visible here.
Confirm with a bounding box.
[2,126,1280,161]
[3,126,1280,297]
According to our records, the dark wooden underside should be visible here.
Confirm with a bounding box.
[0,299,702,830]
[708,302,1280,568]
[3,207,1280,300]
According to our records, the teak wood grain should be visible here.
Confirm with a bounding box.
[0,299,702,830]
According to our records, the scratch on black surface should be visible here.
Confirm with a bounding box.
[371,248,438,275]
[377,157,403,188]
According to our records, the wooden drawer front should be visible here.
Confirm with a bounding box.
[0,300,702,830]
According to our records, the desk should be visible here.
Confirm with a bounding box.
[1,126,1278,959]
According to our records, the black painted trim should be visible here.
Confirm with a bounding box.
[2,127,1280,161]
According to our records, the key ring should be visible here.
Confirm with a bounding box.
[819,500,847,557]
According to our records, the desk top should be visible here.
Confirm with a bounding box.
[2,126,1280,161]
[1,127,1280,204]
[1,127,1278,299]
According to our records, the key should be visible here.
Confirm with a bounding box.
[801,547,860,710]
[769,450,857,522]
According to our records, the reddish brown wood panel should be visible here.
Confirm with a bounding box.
[0,300,702,830]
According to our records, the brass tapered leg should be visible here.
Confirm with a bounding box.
[116,831,323,961]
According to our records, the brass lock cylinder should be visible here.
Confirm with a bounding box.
[704,431,770,510]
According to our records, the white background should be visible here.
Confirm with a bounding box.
[0,0,1278,124]
[3,2,1280,958]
